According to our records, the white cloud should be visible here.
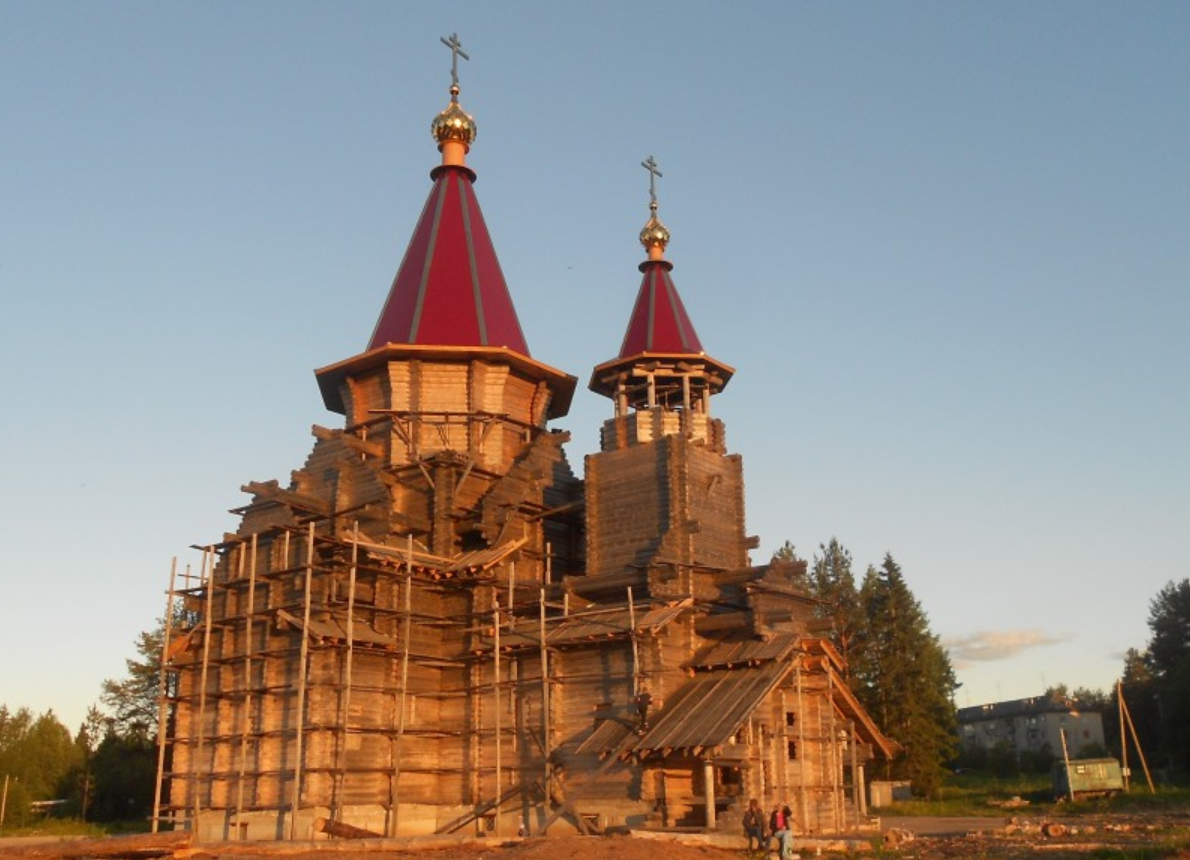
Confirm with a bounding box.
[943,629,1070,666]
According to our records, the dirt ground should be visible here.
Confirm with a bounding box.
[4,812,1190,860]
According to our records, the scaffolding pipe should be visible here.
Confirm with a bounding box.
[151,558,178,833]
[797,665,807,833]
[538,588,551,833]
[507,562,515,623]
[234,535,258,836]
[848,720,859,817]
[627,587,639,697]
[288,524,315,840]
[389,534,413,836]
[335,522,359,821]
[493,596,502,837]
[780,688,790,800]
[827,670,840,833]
[192,549,216,839]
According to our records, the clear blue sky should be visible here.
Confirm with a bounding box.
[2,1,1187,731]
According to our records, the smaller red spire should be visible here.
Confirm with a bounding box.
[617,260,704,357]
[589,156,733,409]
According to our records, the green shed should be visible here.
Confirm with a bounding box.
[1052,758,1124,799]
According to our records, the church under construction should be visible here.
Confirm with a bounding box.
[156,37,900,842]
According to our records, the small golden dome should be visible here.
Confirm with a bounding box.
[432,85,477,148]
[639,205,670,252]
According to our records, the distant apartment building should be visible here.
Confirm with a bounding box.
[957,694,1106,758]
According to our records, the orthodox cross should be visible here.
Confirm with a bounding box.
[440,33,470,88]
[641,155,663,208]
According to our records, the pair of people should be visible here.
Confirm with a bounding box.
[742,798,794,858]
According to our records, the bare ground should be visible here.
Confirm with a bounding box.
[4,812,1190,860]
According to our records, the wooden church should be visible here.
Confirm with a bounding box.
[158,37,899,842]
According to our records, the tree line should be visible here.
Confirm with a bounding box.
[0,629,161,829]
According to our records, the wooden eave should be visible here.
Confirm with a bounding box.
[473,597,692,654]
[315,343,577,419]
[588,350,735,398]
[623,661,790,760]
[799,637,902,760]
[353,535,527,579]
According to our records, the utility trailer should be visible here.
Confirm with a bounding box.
[1053,758,1124,800]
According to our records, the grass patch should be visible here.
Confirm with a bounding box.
[872,774,1190,818]
[0,818,151,838]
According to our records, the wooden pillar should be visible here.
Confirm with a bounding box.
[627,587,639,696]
[538,588,551,833]
[289,525,315,840]
[757,722,767,801]
[493,597,502,837]
[796,665,807,833]
[335,524,359,821]
[827,670,840,833]
[703,759,716,830]
[389,536,413,836]
[779,689,790,801]
[848,721,861,817]
[235,535,258,835]
[194,547,216,839]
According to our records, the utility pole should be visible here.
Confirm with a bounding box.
[1059,728,1075,802]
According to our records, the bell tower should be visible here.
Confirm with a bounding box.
[312,36,578,560]
[585,158,747,585]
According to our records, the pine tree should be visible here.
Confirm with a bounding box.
[809,539,865,680]
[856,554,957,797]
[1142,579,1190,770]
[100,622,171,739]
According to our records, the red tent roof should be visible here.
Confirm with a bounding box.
[617,260,704,357]
[367,165,530,355]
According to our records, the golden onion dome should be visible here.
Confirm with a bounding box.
[432,85,477,148]
[639,204,670,252]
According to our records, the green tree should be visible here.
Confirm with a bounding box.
[73,706,106,820]
[0,706,82,824]
[1142,579,1190,771]
[809,539,865,679]
[1145,579,1190,680]
[100,626,166,739]
[88,732,156,823]
[856,554,958,798]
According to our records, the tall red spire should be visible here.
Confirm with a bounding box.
[367,35,529,356]
[316,36,575,419]
[367,165,529,354]
[590,156,733,412]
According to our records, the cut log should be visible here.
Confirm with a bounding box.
[313,817,384,839]
[0,831,192,859]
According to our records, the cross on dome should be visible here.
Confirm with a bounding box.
[641,155,663,210]
[639,154,670,257]
[440,32,470,91]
